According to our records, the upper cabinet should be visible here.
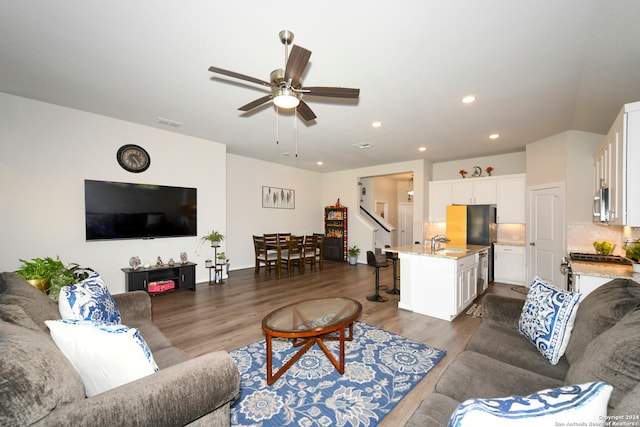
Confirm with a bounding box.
[594,101,640,226]
[496,174,526,224]
[429,174,525,224]
[451,179,497,205]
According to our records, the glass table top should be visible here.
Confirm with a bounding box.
[263,298,361,333]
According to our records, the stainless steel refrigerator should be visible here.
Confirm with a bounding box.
[466,205,497,283]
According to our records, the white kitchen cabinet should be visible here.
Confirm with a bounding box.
[573,274,611,298]
[398,251,479,321]
[456,255,479,314]
[496,174,525,223]
[594,101,640,226]
[429,181,452,222]
[451,179,496,205]
[494,244,526,285]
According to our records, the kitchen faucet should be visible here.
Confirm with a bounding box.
[430,234,451,251]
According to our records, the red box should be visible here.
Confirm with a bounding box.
[148,280,175,293]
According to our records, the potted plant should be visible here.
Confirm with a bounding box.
[199,230,224,247]
[216,252,227,264]
[347,246,360,266]
[16,256,93,300]
[625,239,640,273]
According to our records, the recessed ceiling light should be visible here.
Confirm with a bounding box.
[489,133,500,140]
[462,95,477,104]
[418,146,427,152]
[371,121,382,128]
[316,161,323,166]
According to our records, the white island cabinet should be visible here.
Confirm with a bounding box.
[388,244,487,322]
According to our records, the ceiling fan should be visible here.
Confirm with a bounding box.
[208,30,360,122]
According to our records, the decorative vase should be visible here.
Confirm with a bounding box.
[348,256,358,265]
[26,277,50,294]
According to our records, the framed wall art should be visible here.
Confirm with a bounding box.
[262,186,295,209]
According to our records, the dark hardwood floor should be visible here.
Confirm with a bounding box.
[150,259,522,426]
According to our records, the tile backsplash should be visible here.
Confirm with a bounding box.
[567,224,640,256]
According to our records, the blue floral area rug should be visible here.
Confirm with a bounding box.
[229,321,446,427]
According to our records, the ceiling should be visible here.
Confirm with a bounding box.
[2,1,640,173]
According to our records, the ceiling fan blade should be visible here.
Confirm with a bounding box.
[208,66,272,88]
[302,86,360,98]
[285,45,311,87]
[238,95,273,111]
[296,100,317,121]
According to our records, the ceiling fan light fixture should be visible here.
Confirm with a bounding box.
[273,87,300,109]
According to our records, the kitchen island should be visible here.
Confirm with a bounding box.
[386,243,490,321]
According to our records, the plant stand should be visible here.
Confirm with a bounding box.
[210,245,225,285]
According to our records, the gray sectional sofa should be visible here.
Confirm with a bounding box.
[407,277,640,425]
[0,272,240,426]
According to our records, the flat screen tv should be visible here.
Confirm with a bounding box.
[85,179,197,241]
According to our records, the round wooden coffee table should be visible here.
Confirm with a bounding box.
[261,297,362,385]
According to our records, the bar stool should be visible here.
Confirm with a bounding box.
[384,245,400,295]
[366,251,388,302]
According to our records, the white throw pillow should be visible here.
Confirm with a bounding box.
[58,271,121,324]
[45,319,158,397]
[448,382,612,427]
[518,276,582,364]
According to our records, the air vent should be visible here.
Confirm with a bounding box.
[156,117,184,128]
[352,142,373,149]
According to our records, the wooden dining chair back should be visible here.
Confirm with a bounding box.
[302,235,317,271]
[253,235,277,275]
[280,238,304,277]
[263,233,278,254]
[313,233,325,270]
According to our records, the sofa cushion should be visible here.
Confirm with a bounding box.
[0,272,60,331]
[565,278,640,366]
[58,271,121,324]
[565,307,640,409]
[448,382,612,427]
[465,320,569,381]
[518,277,582,365]
[0,320,85,426]
[405,393,461,427]
[45,319,159,397]
[435,351,563,403]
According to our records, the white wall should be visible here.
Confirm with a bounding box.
[226,154,324,270]
[322,160,425,264]
[0,93,226,293]
[432,152,526,180]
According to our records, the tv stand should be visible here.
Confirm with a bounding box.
[121,262,196,293]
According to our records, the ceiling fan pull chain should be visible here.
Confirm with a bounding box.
[276,106,279,144]
[294,109,298,158]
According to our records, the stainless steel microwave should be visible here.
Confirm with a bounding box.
[593,187,610,224]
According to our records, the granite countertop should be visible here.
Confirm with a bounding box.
[385,243,490,260]
[495,241,526,247]
[571,260,639,280]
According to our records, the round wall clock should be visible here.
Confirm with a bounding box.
[117,144,150,173]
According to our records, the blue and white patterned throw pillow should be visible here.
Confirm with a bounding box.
[58,271,121,324]
[518,276,582,365]
[448,382,612,427]
[45,319,158,397]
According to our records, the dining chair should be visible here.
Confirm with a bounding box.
[302,235,317,271]
[253,235,277,275]
[280,238,304,277]
[313,233,325,270]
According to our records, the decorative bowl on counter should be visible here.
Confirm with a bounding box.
[593,241,615,255]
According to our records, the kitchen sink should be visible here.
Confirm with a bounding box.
[438,248,469,254]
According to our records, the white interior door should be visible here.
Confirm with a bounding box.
[527,183,566,288]
[398,203,414,246]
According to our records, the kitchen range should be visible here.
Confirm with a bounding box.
[561,251,637,297]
